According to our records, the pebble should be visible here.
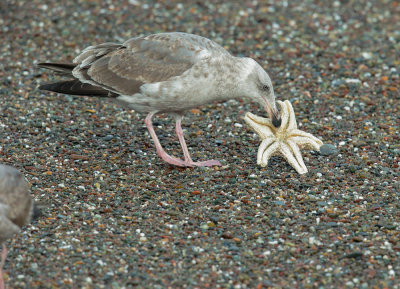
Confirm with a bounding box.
[320,144,339,156]
[274,200,286,206]
[103,135,114,141]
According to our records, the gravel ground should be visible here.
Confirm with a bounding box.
[1,0,399,288]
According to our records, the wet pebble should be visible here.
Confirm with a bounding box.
[320,144,339,156]
[103,135,114,141]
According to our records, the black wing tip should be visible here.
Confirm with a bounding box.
[37,62,71,66]
[37,80,75,93]
[38,80,118,97]
[37,62,76,71]
[37,62,59,68]
[38,83,55,91]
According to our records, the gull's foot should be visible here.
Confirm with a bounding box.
[159,153,187,167]
[185,159,222,167]
[158,151,221,167]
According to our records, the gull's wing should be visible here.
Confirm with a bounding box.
[72,32,226,96]
[39,33,228,97]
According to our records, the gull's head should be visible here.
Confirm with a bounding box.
[239,58,281,127]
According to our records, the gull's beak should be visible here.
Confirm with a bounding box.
[272,109,281,128]
[264,102,281,128]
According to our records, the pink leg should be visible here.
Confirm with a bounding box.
[175,117,221,167]
[144,113,221,167]
[145,112,187,167]
[0,244,7,289]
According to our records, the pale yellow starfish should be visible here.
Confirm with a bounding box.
[244,100,323,174]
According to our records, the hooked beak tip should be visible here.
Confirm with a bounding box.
[272,116,281,128]
[264,100,281,127]
[272,108,281,128]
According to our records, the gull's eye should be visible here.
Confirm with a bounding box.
[262,85,270,92]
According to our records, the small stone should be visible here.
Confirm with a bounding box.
[362,52,373,59]
[200,223,210,230]
[207,221,216,228]
[104,135,114,141]
[331,79,344,87]
[343,252,363,259]
[347,165,357,173]
[320,144,339,156]
[274,200,286,206]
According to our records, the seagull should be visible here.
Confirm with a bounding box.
[0,164,38,289]
[38,32,281,167]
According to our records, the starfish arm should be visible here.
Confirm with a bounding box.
[290,131,323,150]
[259,141,280,167]
[245,112,273,126]
[257,137,276,164]
[291,129,323,143]
[254,125,275,139]
[280,141,308,174]
[287,139,309,173]
[244,113,275,138]
[284,100,298,131]
[277,101,289,131]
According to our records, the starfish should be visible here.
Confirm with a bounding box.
[244,100,323,174]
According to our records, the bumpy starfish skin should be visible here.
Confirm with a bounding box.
[244,100,323,174]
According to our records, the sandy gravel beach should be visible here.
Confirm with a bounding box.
[1,0,399,288]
